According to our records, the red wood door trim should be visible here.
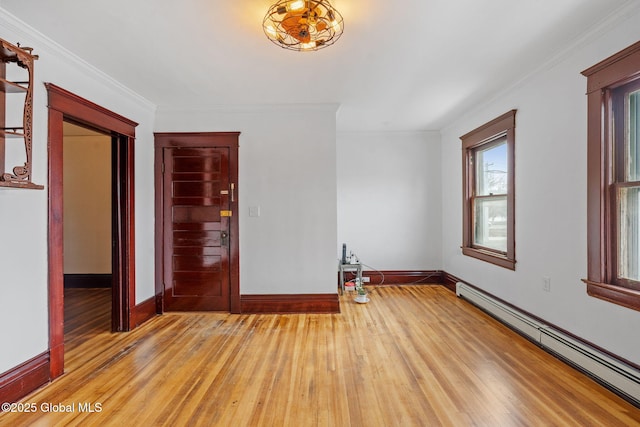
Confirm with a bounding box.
[46,83,137,380]
[46,84,138,136]
[47,108,64,379]
[154,132,241,313]
[111,133,136,331]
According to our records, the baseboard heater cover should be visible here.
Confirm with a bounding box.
[455,282,543,342]
[456,282,640,405]
[539,328,640,404]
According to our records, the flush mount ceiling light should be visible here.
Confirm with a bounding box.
[263,0,344,51]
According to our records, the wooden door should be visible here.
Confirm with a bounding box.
[163,146,232,311]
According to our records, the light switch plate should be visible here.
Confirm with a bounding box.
[249,206,261,217]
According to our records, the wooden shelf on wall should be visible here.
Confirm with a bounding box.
[0,180,43,189]
[0,38,41,189]
[0,128,25,138]
[0,79,27,93]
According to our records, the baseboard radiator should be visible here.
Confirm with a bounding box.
[456,282,640,405]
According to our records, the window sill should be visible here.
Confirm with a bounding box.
[582,279,640,312]
[462,247,516,270]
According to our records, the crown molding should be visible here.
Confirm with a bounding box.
[156,103,340,115]
[440,0,640,135]
[337,129,441,138]
[0,7,157,112]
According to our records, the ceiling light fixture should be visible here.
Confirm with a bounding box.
[263,0,344,52]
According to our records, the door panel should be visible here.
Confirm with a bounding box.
[163,146,231,311]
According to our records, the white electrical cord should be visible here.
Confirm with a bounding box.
[340,251,441,287]
[360,262,385,286]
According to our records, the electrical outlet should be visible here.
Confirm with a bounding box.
[542,277,551,292]
[362,277,370,283]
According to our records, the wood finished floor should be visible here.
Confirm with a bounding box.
[1,286,639,426]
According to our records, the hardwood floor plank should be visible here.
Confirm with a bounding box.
[1,286,639,426]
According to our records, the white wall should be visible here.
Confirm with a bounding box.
[0,10,157,374]
[440,8,640,364]
[63,135,112,274]
[337,131,442,272]
[155,105,338,295]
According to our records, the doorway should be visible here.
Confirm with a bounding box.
[62,121,112,338]
[46,83,137,379]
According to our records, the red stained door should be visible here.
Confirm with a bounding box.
[163,147,231,311]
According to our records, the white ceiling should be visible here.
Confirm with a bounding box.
[0,0,634,131]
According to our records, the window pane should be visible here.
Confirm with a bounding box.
[619,186,640,281]
[474,196,507,252]
[475,138,508,196]
[627,89,640,181]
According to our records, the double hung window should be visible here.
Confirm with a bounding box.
[612,80,640,287]
[461,110,516,270]
[582,41,640,310]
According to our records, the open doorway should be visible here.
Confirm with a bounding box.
[46,83,137,380]
[62,122,113,341]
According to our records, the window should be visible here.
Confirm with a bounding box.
[613,80,640,286]
[461,110,516,270]
[582,41,640,311]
